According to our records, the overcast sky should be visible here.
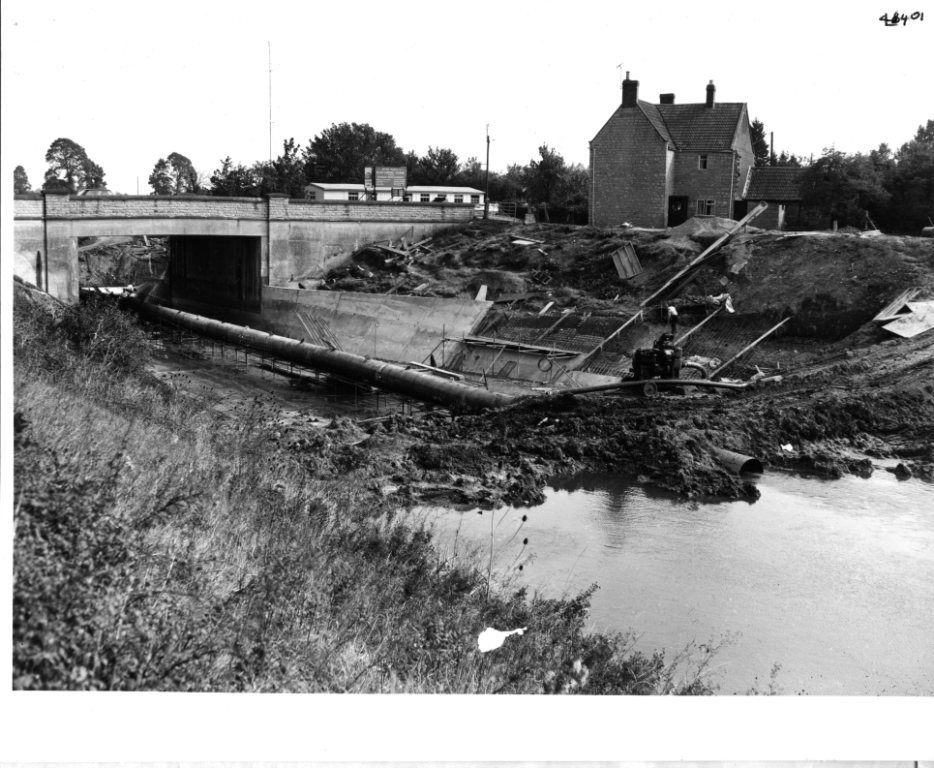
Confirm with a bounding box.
[2,0,932,195]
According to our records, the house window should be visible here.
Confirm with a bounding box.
[454,194,464,203]
[471,194,480,204]
[307,191,317,200]
[696,199,715,215]
[348,191,359,201]
[434,194,446,202]
[698,155,708,170]
[420,193,430,202]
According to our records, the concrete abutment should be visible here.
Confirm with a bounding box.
[13,193,474,303]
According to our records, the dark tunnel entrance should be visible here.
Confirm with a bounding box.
[169,235,262,312]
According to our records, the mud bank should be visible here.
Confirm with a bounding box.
[268,330,933,509]
[104,219,934,508]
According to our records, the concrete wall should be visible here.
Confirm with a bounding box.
[13,193,474,303]
[260,287,491,363]
[590,106,669,228]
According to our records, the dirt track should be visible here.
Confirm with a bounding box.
[138,219,934,508]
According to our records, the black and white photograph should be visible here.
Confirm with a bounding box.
[2,0,933,760]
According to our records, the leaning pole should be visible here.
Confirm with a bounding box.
[125,297,514,412]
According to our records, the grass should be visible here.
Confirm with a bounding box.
[12,286,721,693]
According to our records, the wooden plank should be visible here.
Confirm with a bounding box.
[873,288,921,322]
[610,242,643,279]
[452,335,578,357]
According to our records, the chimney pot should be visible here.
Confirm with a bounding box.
[706,80,716,108]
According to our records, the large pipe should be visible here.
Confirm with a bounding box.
[125,297,514,412]
[709,446,764,474]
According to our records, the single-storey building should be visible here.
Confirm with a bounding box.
[304,183,396,202]
[304,183,484,207]
[405,186,484,205]
[740,166,815,230]
[589,73,755,228]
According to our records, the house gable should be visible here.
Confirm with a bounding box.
[590,104,670,228]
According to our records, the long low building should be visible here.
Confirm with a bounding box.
[305,182,484,206]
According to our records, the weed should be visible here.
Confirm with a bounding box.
[12,287,719,693]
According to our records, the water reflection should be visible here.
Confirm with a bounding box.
[425,470,934,695]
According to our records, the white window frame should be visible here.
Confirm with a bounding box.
[348,191,359,201]
[420,193,430,203]
[454,194,464,203]
[696,199,715,215]
[471,194,480,204]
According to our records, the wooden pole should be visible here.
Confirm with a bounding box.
[710,316,790,379]
[640,201,768,308]
[675,306,724,346]
[574,310,643,369]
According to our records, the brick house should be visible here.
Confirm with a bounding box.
[590,73,755,228]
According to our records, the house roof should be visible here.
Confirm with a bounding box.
[407,186,483,194]
[745,166,804,201]
[306,183,368,191]
[641,101,747,151]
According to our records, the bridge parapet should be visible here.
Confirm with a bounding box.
[15,193,474,223]
[13,192,474,304]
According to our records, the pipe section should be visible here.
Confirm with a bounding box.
[126,297,514,412]
[709,446,764,474]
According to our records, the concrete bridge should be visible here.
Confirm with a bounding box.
[13,191,474,304]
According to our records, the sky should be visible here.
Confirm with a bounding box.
[2,0,933,195]
[2,0,934,761]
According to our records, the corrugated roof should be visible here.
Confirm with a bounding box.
[746,167,804,200]
[651,102,747,150]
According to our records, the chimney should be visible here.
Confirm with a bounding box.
[706,79,716,108]
[659,93,675,104]
[622,71,639,108]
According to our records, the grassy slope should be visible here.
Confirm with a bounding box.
[12,287,721,693]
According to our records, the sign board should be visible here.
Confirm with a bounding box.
[364,166,407,189]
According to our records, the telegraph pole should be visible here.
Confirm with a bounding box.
[268,42,273,163]
[484,124,490,220]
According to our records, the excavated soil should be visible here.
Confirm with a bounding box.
[76,219,934,507]
[141,220,934,508]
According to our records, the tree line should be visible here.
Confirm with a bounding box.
[750,118,933,234]
[15,118,932,232]
[13,125,590,223]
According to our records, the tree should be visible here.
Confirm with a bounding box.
[884,120,934,232]
[751,119,770,167]
[149,152,199,195]
[43,137,107,192]
[774,151,803,167]
[209,156,260,196]
[306,122,406,183]
[14,165,31,194]
[413,146,460,185]
[526,144,566,207]
[268,138,308,197]
[456,156,485,190]
[798,147,890,228]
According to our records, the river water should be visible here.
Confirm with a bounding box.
[422,468,934,695]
